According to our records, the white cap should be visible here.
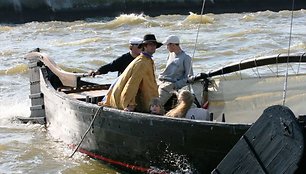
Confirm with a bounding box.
[129,37,142,45]
[162,35,180,45]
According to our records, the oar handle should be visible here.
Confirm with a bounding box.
[188,73,209,83]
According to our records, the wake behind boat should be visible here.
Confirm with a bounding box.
[24,50,306,173]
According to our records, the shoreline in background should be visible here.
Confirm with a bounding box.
[1,0,306,23]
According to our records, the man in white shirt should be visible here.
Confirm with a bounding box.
[158,35,193,106]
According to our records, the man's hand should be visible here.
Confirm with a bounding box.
[124,105,135,112]
[88,70,97,77]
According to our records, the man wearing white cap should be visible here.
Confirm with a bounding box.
[158,35,193,106]
[89,37,142,77]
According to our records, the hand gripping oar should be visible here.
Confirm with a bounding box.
[69,106,103,158]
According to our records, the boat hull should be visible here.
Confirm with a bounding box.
[39,66,250,173]
[25,51,306,173]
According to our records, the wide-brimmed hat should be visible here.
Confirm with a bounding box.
[141,34,162,48]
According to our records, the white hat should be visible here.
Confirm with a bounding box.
[129,37,142,45]
[162,35,180,45]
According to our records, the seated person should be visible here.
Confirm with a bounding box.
[158,35,193,107]
[149,97,165,115]
[166,90,209,120]
[166,90,193,118]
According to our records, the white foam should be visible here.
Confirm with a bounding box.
[0,88,31,126]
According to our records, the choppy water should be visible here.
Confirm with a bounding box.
[1,10,306,173]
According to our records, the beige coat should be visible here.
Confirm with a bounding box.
[104,53,158,112]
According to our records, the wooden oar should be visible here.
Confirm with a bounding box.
[208,53,306,77]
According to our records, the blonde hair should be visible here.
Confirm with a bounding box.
[149,97,165,115]
[166,90,194,118]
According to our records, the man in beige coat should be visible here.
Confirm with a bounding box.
[103,34,162,112]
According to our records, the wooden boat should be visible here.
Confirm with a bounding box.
[24,49,306,173]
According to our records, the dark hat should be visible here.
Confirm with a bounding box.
[141,34,163,48]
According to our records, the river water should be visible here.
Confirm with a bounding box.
[0,10,306,173]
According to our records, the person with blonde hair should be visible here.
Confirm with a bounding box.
[166,90,210,120]
[166,90,194,118]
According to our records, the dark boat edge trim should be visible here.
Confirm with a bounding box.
[69,144,168,174]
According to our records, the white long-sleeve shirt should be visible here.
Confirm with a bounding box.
[158,51,193,89]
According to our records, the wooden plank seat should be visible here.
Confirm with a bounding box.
[57,84,110,93]
[67,89,108,103]
[58,84,110,103]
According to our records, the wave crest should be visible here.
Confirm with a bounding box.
[54,37,103,46]
[103,13,147,29]
[0,64,28,75]
[183,12,214,24]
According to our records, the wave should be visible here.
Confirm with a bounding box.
[0,25,13,32]
[102,13,147,29]
[182,12,214,25]
[0,49,15,57]
[57,63,88,73]
[296,42,306,50]
[225,28,263,37]
[241,13,257,22]
[74,13,148,30]
[0,64,28,75]
[54,37,103,47]
[0,61,111,76]
[0,84,31,125]
[86,59,106,66]
[80,13,192,30]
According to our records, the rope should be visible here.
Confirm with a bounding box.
[69,106,103,158]
[191,0,206,65]
[188,0,206,102]
[282,0,295,106]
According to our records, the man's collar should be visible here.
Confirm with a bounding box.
[142,52,153,58]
